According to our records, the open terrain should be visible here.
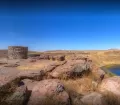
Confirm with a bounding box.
[0,49,120,105]
[29,49,120,67]
[1,49,120,67]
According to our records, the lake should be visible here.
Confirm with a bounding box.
[109,67,120,75]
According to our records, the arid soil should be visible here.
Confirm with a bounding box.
[0,50,120,105]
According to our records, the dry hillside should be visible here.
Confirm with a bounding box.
[37,50,120,67]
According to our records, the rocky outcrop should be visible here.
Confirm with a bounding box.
[99,76,120,96]
[0,55,104,105]
[28,79,70,105]
[50,60,91,79]
[0,68,20,95]
[0,60,67,95]
[39,54,65,61]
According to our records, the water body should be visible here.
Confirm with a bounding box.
[109,66,120,76]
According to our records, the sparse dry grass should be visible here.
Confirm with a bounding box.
[17,63,45,70]
[61,77,96,95]
[17,60,61,70]
[89,51,120,67]
[26,50,120,67]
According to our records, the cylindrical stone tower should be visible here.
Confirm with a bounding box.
[8,46,28,59]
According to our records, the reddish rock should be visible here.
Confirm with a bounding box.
[0,68,21,92]
[28,79,70,105]
[44,60,67,72]
[17,70,45,81]
[81,92,106,105]
[50,60,91,79]
[99,76,120,96]
[22,79,39,91]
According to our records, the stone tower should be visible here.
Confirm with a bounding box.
[8,46,28,59]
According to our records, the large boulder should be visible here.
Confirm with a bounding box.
[99,76,120,96]
[50,60,91,79]
[44,60,67,72]
[28,79,70,105]
[81,92,106,105]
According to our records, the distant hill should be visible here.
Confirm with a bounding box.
[108,48,120,50]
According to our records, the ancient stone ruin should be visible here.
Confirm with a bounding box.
[8,46,28,59]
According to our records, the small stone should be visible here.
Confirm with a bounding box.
[56,84,64,93]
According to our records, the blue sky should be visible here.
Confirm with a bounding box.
[0,1,120,51]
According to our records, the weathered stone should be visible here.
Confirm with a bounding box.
[22,79,39,91]
[99,76,120,96]
[0,68,21,93]
[50,60,91,79]
[5,85,29,105]
[81,92,106,105]
[69,91,84,105]
[17,70,45,81]
[28,79,70,105]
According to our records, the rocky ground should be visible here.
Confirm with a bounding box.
[0,52,120,105]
